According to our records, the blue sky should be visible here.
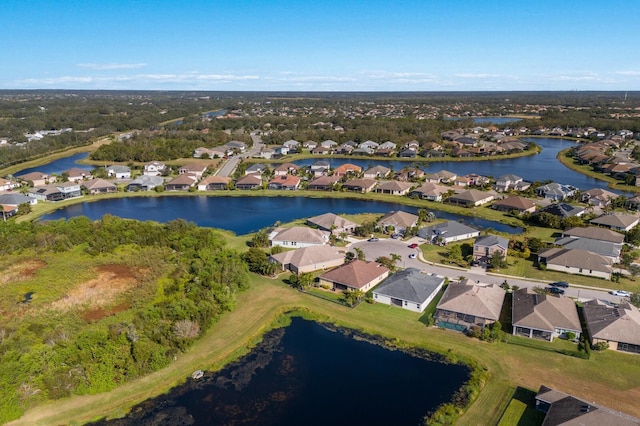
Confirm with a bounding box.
[2,0,640,91]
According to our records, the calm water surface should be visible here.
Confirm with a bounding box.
[91,318,469,426]
[40,196,520,234]
[16,152,91,176]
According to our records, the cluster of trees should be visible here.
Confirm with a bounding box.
[0,216,248,422]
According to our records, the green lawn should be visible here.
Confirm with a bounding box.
[497,387,545,426]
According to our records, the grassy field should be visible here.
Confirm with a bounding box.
[497,387,545,426]
[8,274,640,426]
[556,149,640,193]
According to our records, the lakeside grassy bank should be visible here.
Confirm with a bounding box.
[9,276,640,426]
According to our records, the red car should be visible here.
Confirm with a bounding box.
[408,243,419,249]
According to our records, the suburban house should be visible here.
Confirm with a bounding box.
[318,259,390,292]
[126,175,164,191]
[395,167,425,181]
[446,189,494,207]
[372,268,444,313]
[535,385,640,425]
[28,182,81,202]
[0,177,20,191]
[582,299,640,355]
[562,226,625,244]
[434,279,506,332]
[472,235,509,263]
[511,288,582,341]
[410,182,449,202]
[245,163,267,175]
[320,139,338,148]
[418,221,481,244]
[282,139,301,150]
[310,160,331,176]
[225,140,246,152]
[538,248,613,280]
[590,213,640,232]
[269,245,345,274]
[269,226,330,248]
[536,182,578,201]
[377,210,419,234]
[234,174,263,190]
[581,188,618,207]
[178,163,208,179]
[65,167,91,182]
[553,233,622,263]
[143,161,166,176]
[1,204,18,220]
[492,196,537,214]
[19,171,54,187]
[164,174,198,191]
[267,175,301,190]
[342,178,377,193]
[494,174,525,192]
[333,163,362,177]
[307,175,339,191]
[303,140,317,150]
[82,178,117,194]
[312,146,331,155]
[425,170,457,184]
[0,193,36,207]
[197,175,230,191]
[535,203,585,219]
[273,163,300,176]
[374,180,413,195]
[306,212,357,234]
[363,165,391,179]
[106,165,131,179]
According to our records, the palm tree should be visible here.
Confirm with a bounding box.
[390,253,401,269]
[353,247,366,261]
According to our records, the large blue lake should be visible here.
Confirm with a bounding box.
[16,152,91,176]
[90,318,470,426]
[40,196,521,234]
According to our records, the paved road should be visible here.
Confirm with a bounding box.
[216,132,264,177]
[349,237,626,304]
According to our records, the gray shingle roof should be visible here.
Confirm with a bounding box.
[374,268,444,304]
[418,220,480,240]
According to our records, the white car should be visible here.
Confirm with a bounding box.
[610,290,631,297]
[408,253,417,259]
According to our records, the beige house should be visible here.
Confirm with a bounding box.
[446,189,494,207]
[82,178,117,194]
[178,163,208,178]
[342,178,377,193]
[590,213,640,232]
[318,260,390,292]
[19,171,54,187]
[492,196,536,214]
[511,288,582,341]
[538,248,612,280]
[269,246,345,274]
[197,175,230,190]
[562,227,625,244]
[306,212,357,234]
[374,180,413,195]
[472,235,509,263]
[410,182,449,202]
[269,226,329,248]
[434,279,506,332]
[583,299,640,354]
[377,210,419,234]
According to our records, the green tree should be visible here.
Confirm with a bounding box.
[448,245,462,264]
[353,247,366,261]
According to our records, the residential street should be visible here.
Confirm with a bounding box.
[348,237,626,304]
[216,132,264,177]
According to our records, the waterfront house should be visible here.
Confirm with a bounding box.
[269,226,330,248]
[126,175,164,191]
[19,171,54,187]
[372,268,444,313]
[582,299,640,355]
[235,174,263,190]
[318,259,390,292]
[434,279,505,332]
[320,139,338,148]
[312,146,331,155]
[359,140,379,150]
[164,174,198,191]
[374,180,413,196]
[143,161,166,176]
[410,182,449,202]
[537,248,612,280]
[377,210,418,234]
[536,182,578,201]
[334,163,362,177]
[425,170,457,184]
[446,189,494,207]
[178,163,207,179]
[106,165,131,179]
[394,167,425,181]
[342,178,377,193]
[269,245,344,275]
[28,182,81,202]
[418,221,480,244]
[1,204,18,220]
[472,235,509,263]
[310,160,331,176]
[363,165,391,179]
[82,178,117,194]
[494,174,524,192]
[307,175,339,191]
[581,188,618,207]
[197,175,230,191]
[66,167,91,182]
[267,175,301,190]
[511,288,581,341]
[397,148,418,158]
[590,213,639,232]
[306,212,357,234]
[492,196,536,214]
[273,163,300,176]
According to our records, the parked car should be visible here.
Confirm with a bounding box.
[550,281,569,288]
[546,287,565,295]
[367,237,379,242]
[408,253,417,259]
[610,290,630,297]
[408,243,419,249]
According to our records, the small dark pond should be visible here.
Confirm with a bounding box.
[91,318,469,426]
[40,196,521,235]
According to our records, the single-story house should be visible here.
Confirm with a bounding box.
[82,178,117,194]
[19,171,55,187]
[581,188,619,207]
[65,167,91,182]
[425,170,457,184]
[235,174,263,190]
[363,165,391,179]
[590,213,640,232]
[492,196,536,214]
[164,174,198,191]
[434,279,506,332]
[0,178,20,191]
[536,182,578,201]
[373,268,444,313]
[178,163,208,178]
[269,245,345,274]
[511,288,582,341]
[0,193,37,206]
[553,235,621,263]
[418,221,480,244]
[472,235,509,263]
[535,385,640,425]
[306,212,357,234]
[333,163,362,177]
[538,248,612,280]
[126,175,164,191]
[494,174,524,192]
[267,175,301,190]
[245,163,268,175]
[1,204,18,220]
[535,203,585,219]
[562,226,625,244]
[273,162,300,176]
[318,259,390,292]
[269,226,330,248]
[583,299,640,355]
[377,210,418,234]
[410,182,449,202]
[374,180,413,196]
[106,165,131,179]
[342,178,377,193]
[197,175,230,191]
[307,175,339,191]
[446,189,494,207]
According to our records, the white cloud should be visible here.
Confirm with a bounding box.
[616,70,640,76]
[454,73,504,79]
[77,63,147,70]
